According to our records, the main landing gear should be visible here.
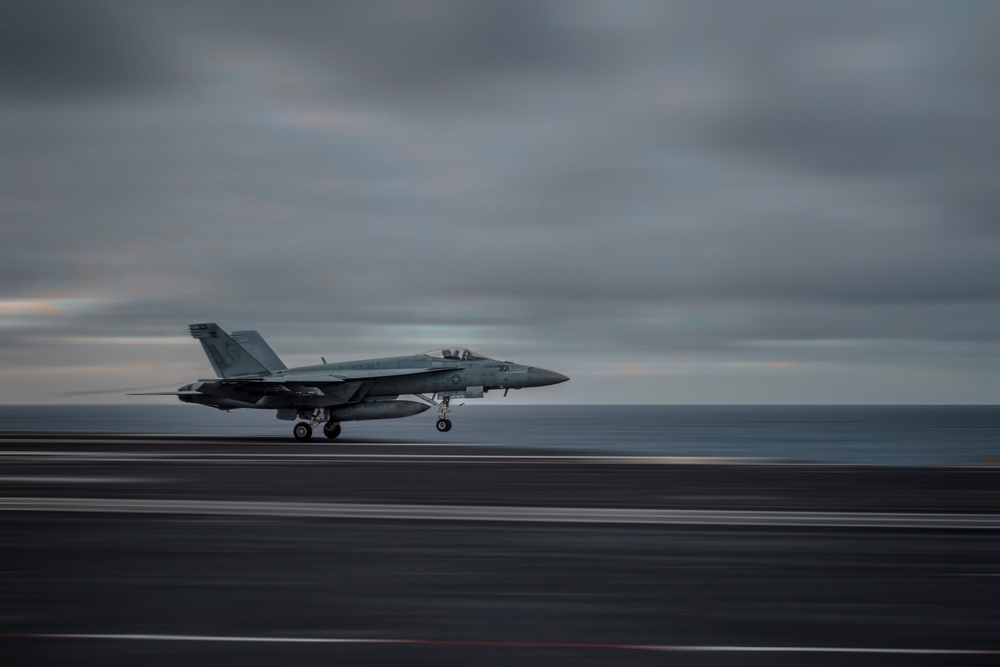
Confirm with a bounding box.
[292,420,341,441]
[292,408,340,442]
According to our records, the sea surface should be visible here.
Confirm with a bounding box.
[1,404,998,466]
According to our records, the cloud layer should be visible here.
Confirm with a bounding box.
[2,0,999,403]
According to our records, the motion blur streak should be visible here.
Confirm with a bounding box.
[2,405,998,465]
[3,633,996,655]
[4,497,1000,529]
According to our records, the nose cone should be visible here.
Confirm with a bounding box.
[526,367,569,387]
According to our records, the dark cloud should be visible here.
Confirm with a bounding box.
[0,0,174,99]
[179,0,623,113]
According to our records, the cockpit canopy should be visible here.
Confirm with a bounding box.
[421,348,492,361]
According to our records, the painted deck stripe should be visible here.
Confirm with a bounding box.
[2,632,997,655]
[2,442,997,469]
[0,449,749,464]
[3,497,1000,528]
[0,476,157,484]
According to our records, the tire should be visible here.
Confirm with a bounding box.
[293,422,313,441]
[436,418,453,433]
[323,422,341,440]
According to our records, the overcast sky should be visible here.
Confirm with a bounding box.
[2,0,999,404]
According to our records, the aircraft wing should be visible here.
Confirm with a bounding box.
[129,367,458,400]
[328,367,456,381]
[269,367,457,383]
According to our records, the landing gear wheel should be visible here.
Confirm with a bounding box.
[323,422,342,440]
[293,422,313,441]
[436,418,453,433]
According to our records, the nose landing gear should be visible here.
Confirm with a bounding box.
[435,395,453,432]
[416,394,455,433]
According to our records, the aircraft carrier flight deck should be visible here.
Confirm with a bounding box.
[3,431,1000,666]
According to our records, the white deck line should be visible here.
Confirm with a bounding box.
[3,497,1000,529]
[0,449,752,464]
[4,632,997,655]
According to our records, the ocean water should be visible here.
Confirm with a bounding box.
[1,404,998,467]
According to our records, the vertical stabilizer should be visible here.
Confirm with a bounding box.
[188,323,271,378]
[231,330,287,371]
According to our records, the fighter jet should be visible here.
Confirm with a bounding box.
[134,323,568,441]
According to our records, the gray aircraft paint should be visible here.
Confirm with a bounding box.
[134,323,567,440]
